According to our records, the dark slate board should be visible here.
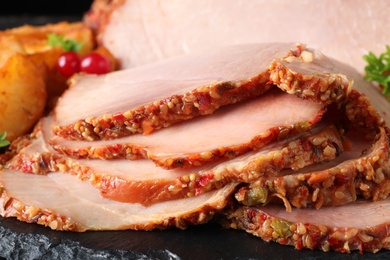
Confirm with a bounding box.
[0,15,389,260]
[0,216,389,260]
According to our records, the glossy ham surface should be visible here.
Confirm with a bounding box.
[84,0,390,75]
[53,42,296,141]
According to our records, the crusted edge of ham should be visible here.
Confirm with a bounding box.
[8,118,344,205]
[53,43,299,141]
[234,127,390,211]
[0,169,237,232]
[219,198,390,253]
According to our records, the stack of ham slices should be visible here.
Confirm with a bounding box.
[1,42,390,254]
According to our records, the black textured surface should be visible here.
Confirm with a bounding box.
[0,216,389,260]
[0,15,389,260]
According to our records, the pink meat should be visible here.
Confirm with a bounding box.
[0,169,237,231]
[50,88,325,168]
[221,198,390,253]
[8,115,342,205]
[53,42,295,140]
[84,0,390,75]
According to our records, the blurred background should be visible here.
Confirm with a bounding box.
[0,1,93,15]
[0,0,94,29]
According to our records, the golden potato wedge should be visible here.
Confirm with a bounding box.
[0,53,47,142]
[0,21,95,55]
[0,22,96,103]
[0,34,24,68]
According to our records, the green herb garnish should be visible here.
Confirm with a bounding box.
[0,132,10,148]
[363,45,390,99]
[46,33,83,52]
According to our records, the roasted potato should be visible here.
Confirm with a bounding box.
[0,21,117,143]
[0,22,96,102]
[0,34,24,68]
[0,53,47,142]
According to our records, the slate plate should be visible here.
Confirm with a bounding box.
[1,216,389,260]
[0,15,389,260]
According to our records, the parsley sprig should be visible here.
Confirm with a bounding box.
[0,132,10,148]
[363,45,390,100]
[46,33,83,52]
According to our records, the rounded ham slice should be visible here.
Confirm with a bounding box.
[221,198,390,253]
[0,169,237,231]
[50,88,325,169]
[8,116,343,205]
[53,42,297,141]
[84,0,390,77]
[234,127,390,210]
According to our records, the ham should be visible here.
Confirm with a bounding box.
[234,127,390,210]
[220,198,390,253]
[53,42,296,141]
[269,45,389,129]
[50,87,325,169]
[84,0,390,76]
[0,169,237,231]
[0,39,389,254]
[8,116,343,205]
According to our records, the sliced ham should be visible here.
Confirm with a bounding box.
[269,44,389,128]
[0,169,237,231]
[220,198,390,253]
[234,127,390,210]
[51,87,325,169]
[53,42,297,141]
[8,116,343,205]
[84,0,390,76]
[1,37,389,255]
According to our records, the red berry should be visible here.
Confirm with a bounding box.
[80,52,112,75]
[56,52,81,78]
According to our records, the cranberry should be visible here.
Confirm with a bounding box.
[80,52,112,75]
[56,52,81,78]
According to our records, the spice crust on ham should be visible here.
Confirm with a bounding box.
[0,170,237,231]
[53,43,298,141]
[50,88,326,169]
[234,127,390,211]
[219,199,390,253]
[8,117,344,205]
[0,42,389,255]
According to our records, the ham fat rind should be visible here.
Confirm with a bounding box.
[0,42,390,255]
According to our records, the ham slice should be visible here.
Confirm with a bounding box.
[8,116,343,205]
[220,198,390,253]
[51,88,325,169]
[53,42,297,141]
[269,44,389,128]
[84,0,390,76]
[1,38,390,255]
[0,169,237,231]
[234,127,390,210]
